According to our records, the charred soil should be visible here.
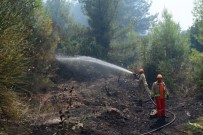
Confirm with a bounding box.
[28,76,203,135]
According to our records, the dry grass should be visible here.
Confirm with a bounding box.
[0,88,28,120]
[0,87,29,134]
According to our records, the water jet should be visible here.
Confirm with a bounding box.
[56,56,133,78]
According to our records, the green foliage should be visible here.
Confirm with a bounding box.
[79,0,120,58]
[58,24,89,56]
[193,0,203,21]
[194,20,203,47]
[190,0,203,90]
[189,49,203,90]
[46,0,73,36]
[146,9,190,90]
[27,5,59,90]
[108,30,141,67]
[190,21,203,51]
[0,1,58,133]
[0,0,37,130]
[0,87,28,120]
[186,117,203,134]
[0,24,29,87]
[46,0,90,57]
[192,0,203,65]
[117,0,157,34]
[0,0,34,88]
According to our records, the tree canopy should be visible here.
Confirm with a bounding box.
[117,0,157,34]
[145,9,190,88]
[79,0,120,58]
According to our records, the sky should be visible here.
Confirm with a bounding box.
[150,0,195,30]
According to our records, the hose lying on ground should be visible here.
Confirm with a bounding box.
[140,88,176,135]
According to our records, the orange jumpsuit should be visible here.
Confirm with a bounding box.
[151,81,169,117]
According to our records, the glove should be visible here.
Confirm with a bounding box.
[151,96,155,101]
[166,95,169,100]
[133,73,139,79]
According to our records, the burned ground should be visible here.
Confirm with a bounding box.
[28,76,203,135]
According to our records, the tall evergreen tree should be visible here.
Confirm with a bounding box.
[191,0,203,51]
[46,0,73,37]
[190,0,203,89]
[117,0,157,34]
[108,30,142,67]
[0,0,55,129]
[147,9,189,88]
[79,0,119,58]
[46,0,90,56]
[190,21,203,52]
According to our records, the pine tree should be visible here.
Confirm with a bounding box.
[79,0,119,58]
[117,0,157,34]
[147,9,190,89]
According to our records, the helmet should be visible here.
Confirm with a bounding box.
[139,68,144,73]
[157,74,163,79]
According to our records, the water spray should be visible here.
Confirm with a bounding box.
[56,56,133,76]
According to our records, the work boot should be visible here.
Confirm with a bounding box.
[161,116,166,124]
[156,117,166,125]
[149,115,157,119]
[150,118,162,129]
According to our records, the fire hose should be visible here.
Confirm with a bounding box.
[140,86,176,135]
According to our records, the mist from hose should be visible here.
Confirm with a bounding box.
[56,56,133,77]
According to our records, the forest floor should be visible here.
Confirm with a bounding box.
[21,76,203,135]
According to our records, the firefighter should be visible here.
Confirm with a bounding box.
[137,68,150,106]
[151,74,169,121]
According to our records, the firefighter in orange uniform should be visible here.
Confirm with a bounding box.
[151,74,169,120]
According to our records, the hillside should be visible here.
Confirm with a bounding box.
[27,76,203,135]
